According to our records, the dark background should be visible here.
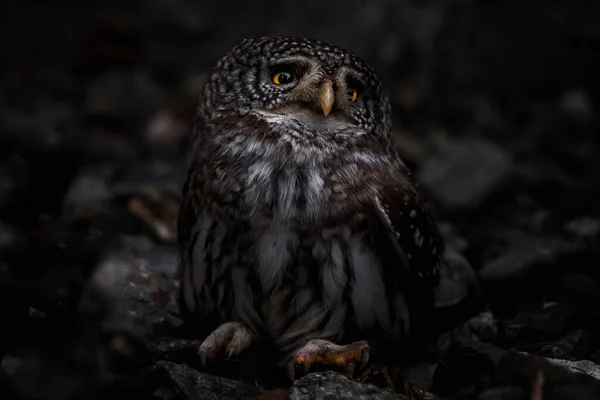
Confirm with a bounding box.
[1,1,600,399]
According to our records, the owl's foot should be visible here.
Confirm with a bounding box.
[289,339,370,379]
[198,321,254,364]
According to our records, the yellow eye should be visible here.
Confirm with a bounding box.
[273,70,297,85]
[349,89,358,102]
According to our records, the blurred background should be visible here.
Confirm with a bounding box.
[1,1,599,399]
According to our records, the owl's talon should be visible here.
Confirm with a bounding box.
[289,339,371,379]
[359,346,371,372]
[197,321,254,362]
[294,361,309,378]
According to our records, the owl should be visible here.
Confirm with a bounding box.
[177,35,443,379]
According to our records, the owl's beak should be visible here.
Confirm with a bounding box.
[318,80,335,117]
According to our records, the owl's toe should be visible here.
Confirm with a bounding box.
[198,321,254,364]
[289,339,370,379]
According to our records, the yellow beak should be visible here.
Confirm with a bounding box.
[318,80,335,117]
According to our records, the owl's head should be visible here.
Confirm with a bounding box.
[198,36,392,138]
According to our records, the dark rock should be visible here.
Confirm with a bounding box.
[544,358,600,381]
[289,371,409,400]
[558,273,599,306]
[478,387,523,400]
[73,16,142,75]
[118,255,182,340]
[434,2,600,105]
[0,164,14,210]
[416,137,512,211]
[254,388,291,400]
[157,337,204,366]
[402,362,438,392]
[63,168,113,216]
[0,220,17,250]
[461,311,499,343]
[1,343,105,400]
[479,230,583,283]
[560,90,593,122]
[0,221,111,317]
[122,234,179,276]
[0,148,82,225]
[537,329,591,361]
[391,130,427,168]
[112,159,186,199]
[502,301,572,345]
[433,330,506,395]
[83,70,164,120]
[145,108,192,157]
[493,351,600,398]
[153,361,265,400]
[1,101,73,150]
[126,192,180,243]
[109,159,184,242]
[453,330,507,367]
[1,331,151,400]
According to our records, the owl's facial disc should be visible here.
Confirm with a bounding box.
[264,59,359,126]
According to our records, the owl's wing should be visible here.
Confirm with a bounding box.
[371,172,443,304]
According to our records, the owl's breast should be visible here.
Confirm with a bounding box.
[242,160,331,222]
[248,219,402,352]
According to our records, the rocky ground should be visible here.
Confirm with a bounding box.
[1,1,600,399]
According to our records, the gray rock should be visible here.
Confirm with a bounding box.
[494,351,600,397]
[290,371,409,400]
[63,170,112,213]
[565,217,600,240]
[145,109,191,157]
[79,251,182,341]
[452,331,507,367]
[153,361,265,400]
[122,258,182,339]
[434,246,477,308]
[122,234,179,277]
[560,90,593,121]
[545,358,600,381]
[416,137,512,210]
[436,221,468,252]
[78,252,140,334]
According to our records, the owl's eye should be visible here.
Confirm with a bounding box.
[348,88,358,102]
[272,69,298,85]
[346,76,363,102]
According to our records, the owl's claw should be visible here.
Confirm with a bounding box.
[198,321,254,364]
[289,339,371,379]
